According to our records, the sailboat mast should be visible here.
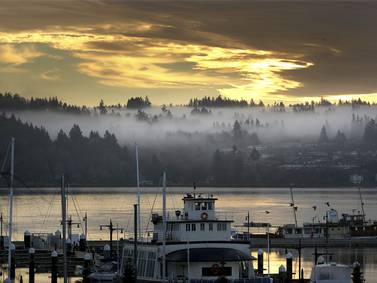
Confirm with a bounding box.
[358,187,366,222]
[290,186,298,228]
[135,144,141,239]
[7,137,15,282]
[162,172,167,282]
[61,175,68,283]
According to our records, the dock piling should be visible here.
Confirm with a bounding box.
[29,248,35,283]
[10,243,16,281]
[286,252,293,283]
[51,250,58,283]
[257,249,263,275]
[279,265,286,283]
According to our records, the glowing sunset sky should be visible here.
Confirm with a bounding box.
[0,0,376,105]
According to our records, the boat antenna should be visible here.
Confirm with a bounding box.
[289,185,298,228]
[162,172,167,282]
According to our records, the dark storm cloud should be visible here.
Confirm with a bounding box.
[0,0,376,104]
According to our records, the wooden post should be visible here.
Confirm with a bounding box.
[29,248,35,283]
[258,249,264,275]
[51,251,58,283]
[286,252,293,283]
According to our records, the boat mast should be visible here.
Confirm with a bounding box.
[290,186,298,228]
[187,239,190,282]
[135,144,141,239]
[162,172,167,282]
[358,187,366,223]
[61,174,68,283]
[7,137,15,282]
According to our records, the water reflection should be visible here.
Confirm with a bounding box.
[0,187,376,282]
[251,247,377,282]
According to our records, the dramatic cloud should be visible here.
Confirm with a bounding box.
[0,0,376,105]
[0,44,42,65]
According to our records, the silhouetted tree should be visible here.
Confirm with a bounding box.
[363,119,377,144]
[334,130,347,145]
[318,125,329,143]
[127,96,151,109]
[232,120,242,138]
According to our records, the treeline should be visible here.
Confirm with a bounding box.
[1,93,376,114]
[0,93,90,114]
[188,95,250,107]
[0,93,153,114]
[188,95,375,110]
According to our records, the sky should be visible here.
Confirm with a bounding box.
[0,0,377,106]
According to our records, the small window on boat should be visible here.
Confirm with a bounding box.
[192,224,196,231]
[186,224,191,231]
[217,223,227,231]
[200,223,205,231]
[208,202,213,210]
[202,202,207,210]
[209,223,213,231]
[195,202,201,210]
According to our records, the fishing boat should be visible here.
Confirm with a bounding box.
[120,179,271,283]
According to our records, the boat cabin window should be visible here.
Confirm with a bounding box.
[217,223,227,231]
[195,202,201,210]
[200,223,205,231]
[192,224,196,231]
[186,224,190,231]
[194,201,214,211]
[209,223,213,231]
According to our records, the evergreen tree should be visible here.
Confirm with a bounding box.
[98,99,107,115]
[363,119,377,144]
[334,130,347,145]
[232,120,242,138]
[318,125,329,143]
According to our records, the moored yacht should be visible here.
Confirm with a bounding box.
[121,192,271,283]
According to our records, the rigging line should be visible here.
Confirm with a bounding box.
[71,193,84,217]
[144,191,159,238]
[42,193,56,228]
[70,194,85,236]
[0,141,11,173]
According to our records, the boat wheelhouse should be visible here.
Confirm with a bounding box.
[121,193,269,283]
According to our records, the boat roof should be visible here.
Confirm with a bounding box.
[166,247,255,262]
[311,263,351,283]
[182,193,218,201]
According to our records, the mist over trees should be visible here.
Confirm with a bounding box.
[1,93,377,187]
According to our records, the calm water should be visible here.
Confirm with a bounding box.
[0,187,377,282]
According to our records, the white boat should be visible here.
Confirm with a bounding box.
[121,192,272,283]
[310,257,351,283]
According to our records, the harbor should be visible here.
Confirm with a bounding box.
[0,186,376,282]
